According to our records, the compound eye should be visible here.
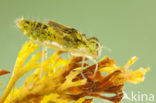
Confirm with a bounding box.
[25,21,30,24]
[96,43,99,47]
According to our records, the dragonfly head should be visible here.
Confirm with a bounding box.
[87,37,102,60]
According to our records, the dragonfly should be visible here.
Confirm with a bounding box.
[16,17,102,78]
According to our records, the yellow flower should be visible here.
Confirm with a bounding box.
[100,56,149,84]
[0,41,149,103]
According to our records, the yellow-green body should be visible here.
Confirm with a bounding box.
[16,18,102,60]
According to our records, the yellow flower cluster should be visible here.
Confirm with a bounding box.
[0,41,149,103]
[100,56,149,84]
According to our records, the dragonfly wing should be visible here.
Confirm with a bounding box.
[46,20,78,36]
[46,20,87,49]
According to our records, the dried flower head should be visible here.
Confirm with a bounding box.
[0,41,149,103]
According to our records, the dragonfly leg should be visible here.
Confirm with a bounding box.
[44,47,48,59]
[81,56,85,68]
[40,46,46,77]
[93,60,98,78]
[80,57,86,79]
